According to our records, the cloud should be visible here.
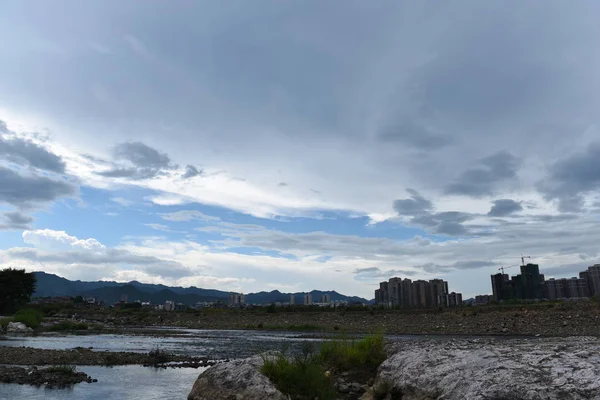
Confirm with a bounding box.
[377,121,454,149]
[23,229,106,251]
[0,211,33,230]
[160,210,220,222]
[392,189,433,217]
[0,166,75,208]
[182,165,203,179]
[0,125,66,173]
[488,199,523,217]
[417,260,497,274]
[445,151,521,197]
[111,197,134,207]
[97,142,177,180]
[354,267,418,281]
[539,142,600,212]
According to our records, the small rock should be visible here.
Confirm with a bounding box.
[350,382,362,392]
[6,322,33,333]
[501,327,508,333]
[338,383,350,393]
[562,321,568,327]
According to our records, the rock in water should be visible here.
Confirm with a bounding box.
[6,322,33,333]
[374,337,600,400]
[187,355,287,400]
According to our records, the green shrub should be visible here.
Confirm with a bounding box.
[261,351,336,400]
[0,317,11,329]
[48,321,89,331]
[45,365,76,375]
[13,308,44,329]
[319,333,386,378]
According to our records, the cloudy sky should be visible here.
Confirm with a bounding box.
[1,1,600,299]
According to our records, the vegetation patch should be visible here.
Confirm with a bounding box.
[262,333,386,399]
[147,347,170,366]
[0,317,12,329]
[262,346,337,400]
[44,365,77,375]
[13,308,44,329]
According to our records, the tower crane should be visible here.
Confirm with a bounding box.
[521,255,531,266]
[498,265,519,274]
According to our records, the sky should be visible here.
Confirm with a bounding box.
[1,1,600,299]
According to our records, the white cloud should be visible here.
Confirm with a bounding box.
[160,210,220,222]
[111,197,134,207]
[22,229,106,251]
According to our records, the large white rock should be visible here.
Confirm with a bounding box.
[373,337,600,400]
[187,354,287,400]
[6,322,33,333]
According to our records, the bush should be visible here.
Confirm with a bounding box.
[13,308,44,329]
[262,333,386,399]
[319,333,386,378]
[0,317,11,329]
[262,351,336,400]
[48,321,89,331]
[45,365,76,375]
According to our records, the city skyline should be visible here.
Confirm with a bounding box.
[1,2,600,299]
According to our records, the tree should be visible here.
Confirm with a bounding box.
[0,269,36,314]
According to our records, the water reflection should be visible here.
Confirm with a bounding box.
[0,365,204,400]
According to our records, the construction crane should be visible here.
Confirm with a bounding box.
[498,265,519,274]
[521,255,531,266]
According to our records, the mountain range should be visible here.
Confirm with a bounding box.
[32,272,371,305]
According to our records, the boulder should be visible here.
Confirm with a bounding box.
[6,322,33,333]
[187,354,287,400]
[374,337,600,400]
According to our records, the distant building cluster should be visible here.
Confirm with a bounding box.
[491,264,600,301]
[375,277,462,308]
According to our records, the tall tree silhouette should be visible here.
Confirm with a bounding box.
[0,269,36,314]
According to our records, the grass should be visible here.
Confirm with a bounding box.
[262,345,337,400]
[48,321,89,331]
[13,308,44,329]
[261,333,386,399]
[319,333,386,378]
[45,365,77,375]
[0,317,12,329]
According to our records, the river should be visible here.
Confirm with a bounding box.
[0,328,342,399]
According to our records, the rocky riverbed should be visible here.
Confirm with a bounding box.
[65,302,600,336]
[187,336,600,400]
[0,346,215,368]
[0,366,96,388]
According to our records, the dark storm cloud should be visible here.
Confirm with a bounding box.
[182,165,203,179]
[97,142,177,180]
[487,199,523,217]
[0,121,66,173]
[434,221,468,236]
[0,166,75,207]
[445,151,521,197]
[393,189,433,216]
[539,142,600,212]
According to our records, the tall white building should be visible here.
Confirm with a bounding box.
[321,294,331,304]
[289,294,295,305]
[228,292,245,306]
[303,293,312,305]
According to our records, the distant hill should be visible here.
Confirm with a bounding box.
[32,272,371,305]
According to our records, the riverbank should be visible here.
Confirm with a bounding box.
[0,346,216,368]
[188,336,600,400]
[58,301,600,336]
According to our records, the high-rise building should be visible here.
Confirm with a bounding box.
[303,293,313,306]
[289,294,295,305]
[438,292,462,307]
[491,273,509,302]
[228,292,245,306]
[520,264,544,299]
[321,294,331,304]
[586,265,600,296]
[374,277,457,309]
